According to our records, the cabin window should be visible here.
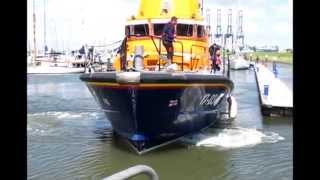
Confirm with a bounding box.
[176,24,193,37]
[197,25,205,38]
[134,24,149,36]
[125,24,149,37]
[125,26,135,36]
[153,23,166,36]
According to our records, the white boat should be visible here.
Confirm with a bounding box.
[27,65,85,74]
[27,55,85,74]
[27,55,32,64]
[230,55,250,70]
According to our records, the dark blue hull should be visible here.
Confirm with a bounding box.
[80,72,233,153]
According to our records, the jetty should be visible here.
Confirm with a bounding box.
[254,63,293,116]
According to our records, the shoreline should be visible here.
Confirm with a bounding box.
[243,52,293,65]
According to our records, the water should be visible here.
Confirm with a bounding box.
[27,65,293,180]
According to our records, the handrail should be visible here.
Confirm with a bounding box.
[190,44,206,71]
[173,40,184,71]
[227,52,230,78]
[222,48,225,75]
[150,35,161,55]
[158,37,162,71]
[149,35,184,71]
[119,36,128,71]
[149,35,162,71]
[102,165,159,180]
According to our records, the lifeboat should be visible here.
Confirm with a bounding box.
[80,0,234,154]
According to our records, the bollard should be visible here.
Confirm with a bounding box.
[273,61,278,78]
[274,69,278,78]
[264,85,269,97]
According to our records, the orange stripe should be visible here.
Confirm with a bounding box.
[87,82,230,90]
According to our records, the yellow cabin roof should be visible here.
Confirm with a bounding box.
[133,0,204,21]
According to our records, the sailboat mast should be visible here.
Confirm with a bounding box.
[43,0,46,54]
[201,0,204,16]
[33,0,37,64]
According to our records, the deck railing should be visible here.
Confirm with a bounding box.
[102,165,159,180]
[150,35,184,71]
[190,44,206,71]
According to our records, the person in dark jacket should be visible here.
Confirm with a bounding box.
[215,48,222,71]
[162,16,178,64]
[88,46,94,60]
[79,45,86,59]
[209,43,219,72]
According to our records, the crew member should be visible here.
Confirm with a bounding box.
[162,16,178,65]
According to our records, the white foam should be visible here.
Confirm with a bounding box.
[27,125,33,131]
[27,111,102,135]
[27,112,46,117]
[28,111,99,119]
[27,127,47,135]
[89,112,99,118]
[262,131,285,143]
[56,112,82,119]
[184,127,285,149]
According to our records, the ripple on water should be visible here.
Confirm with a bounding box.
[28,111,114,180]
[28,72,292,180]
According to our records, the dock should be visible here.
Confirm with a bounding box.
[254,63,293,116]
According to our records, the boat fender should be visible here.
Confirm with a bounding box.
[133,55,144,71]
[228,95,237,119]
[116,72,141,83]
[134,45,144,71]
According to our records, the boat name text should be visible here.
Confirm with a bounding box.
[199,93,224,106]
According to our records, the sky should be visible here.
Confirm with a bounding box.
[27,0,292,52]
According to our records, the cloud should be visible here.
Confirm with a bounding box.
[28,0,140,50]
[28,0,292,51]
[205,0,292,49]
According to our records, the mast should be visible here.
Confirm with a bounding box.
[215,9,223,45]
[205,8,212,44]
[201,0,204,16]
[32,0,37,65]
[28,40,31,55]
[43,0,47,54]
